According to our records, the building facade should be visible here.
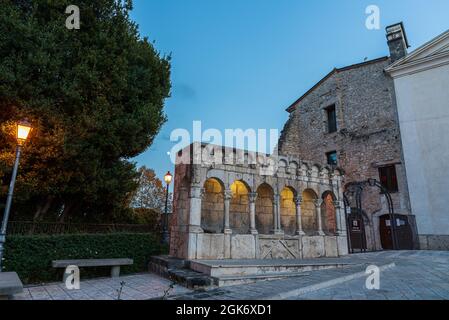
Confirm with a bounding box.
[278,23,418,251]
[386,29,449,250]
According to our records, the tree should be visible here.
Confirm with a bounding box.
[131,167,173,214]
[0,0,171,222]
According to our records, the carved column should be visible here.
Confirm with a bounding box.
[223,190,233,234]
[295,196,306,235]
[248,192,258,235]
[315,199,325,236]
[334,200,346,236]
[273,193,283,235]
[188,185,204,233]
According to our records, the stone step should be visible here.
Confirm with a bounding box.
[149,256,215,290]
[190,259,354,278]
[213,271,312,287]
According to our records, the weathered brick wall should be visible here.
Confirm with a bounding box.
[279,58,412,250]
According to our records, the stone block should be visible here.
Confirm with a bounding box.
[324,236,338,257]
[231,235,256,259]
[337,235,349,256]
[302,236,325,258]
[426,235,449,251]
[197,234,225,260]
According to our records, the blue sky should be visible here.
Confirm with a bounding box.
[130,0,449,180]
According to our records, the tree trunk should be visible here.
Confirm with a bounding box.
[33,196,54,222]
[59,202,74,223]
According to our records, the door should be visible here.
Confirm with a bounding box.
[379,214,414,250]
[348,213,367,252]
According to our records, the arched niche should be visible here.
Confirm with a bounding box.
[201,178,224,233]
[230,180,250,234]
[321,191,337,235]
[255,183,274,234]
[280,187,297,235]
[301,189,318,233]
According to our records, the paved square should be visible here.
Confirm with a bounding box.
[13,251,449,300]
[171,251,449,300]
[13,273,192,301]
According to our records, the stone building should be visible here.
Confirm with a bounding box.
[278,23,417,251]
[169,143,349,260]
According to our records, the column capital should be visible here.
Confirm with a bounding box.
[294,196,303,206]
[314,199,323,208]
[189,186,204,199]
[248,192,258,203]
[224,190,233,201]
[333,200,343,209]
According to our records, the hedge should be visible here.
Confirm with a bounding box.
[3,233,168,284]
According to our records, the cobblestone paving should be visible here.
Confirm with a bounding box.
[171,251,449,300]
[13,273,192,300]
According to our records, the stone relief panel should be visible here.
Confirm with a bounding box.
[259,239,301,259]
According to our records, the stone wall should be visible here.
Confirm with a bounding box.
[169,143,349,260]
[279,58,415,251]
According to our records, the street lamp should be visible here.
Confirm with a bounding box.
[162,171,173,245]
[0,120,32,272]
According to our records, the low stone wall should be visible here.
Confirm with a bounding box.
[419,235,449,251]
[170,228,348,260]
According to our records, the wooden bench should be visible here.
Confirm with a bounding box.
[0,272,23,300]
[52,258,133,278]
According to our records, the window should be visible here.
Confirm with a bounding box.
[326,151,338,166]
[378,165,399,193]
[326,105,337,133]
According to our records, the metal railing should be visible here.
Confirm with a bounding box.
[7,221,159,235]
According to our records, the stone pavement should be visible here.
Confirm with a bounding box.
[170,251,449,300]
[12,251,449,300]
[13,273,192,300]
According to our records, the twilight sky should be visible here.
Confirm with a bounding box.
[130,0,449,180]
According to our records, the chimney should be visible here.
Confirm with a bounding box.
[386,22,410,63]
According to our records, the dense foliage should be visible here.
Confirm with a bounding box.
[3,233,167,284]
[0,0,171,222]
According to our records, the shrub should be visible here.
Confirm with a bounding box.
[3,233,168,284]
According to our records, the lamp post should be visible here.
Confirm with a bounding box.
[162,171,173,245]
[0,120,32,272]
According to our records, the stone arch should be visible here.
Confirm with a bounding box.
[321,190,337,235]
[311,165,320,178]
[289,161,299,174]
[301,188,318,233]
[280,186,297,235]
[256,183,274,234]
[230,180,250,234]
[278,159,288,174]
[201,177,224,233]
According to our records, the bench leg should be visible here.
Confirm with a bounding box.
[111,266,121,278]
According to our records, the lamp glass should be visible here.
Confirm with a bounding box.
[164,171,173,185]
[17,122,32,142]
